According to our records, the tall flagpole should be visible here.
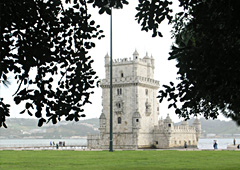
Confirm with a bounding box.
[109,7,113,152]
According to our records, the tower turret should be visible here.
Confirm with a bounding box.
[132,111,141,130]
[193,118,201,141]
[158,117,164,128]
[99,113,106,133]
[164,114,173,131]
[105,53,110,66]
[151,54,155,68]
[133,49,139,61]
[104,53,110,78]
[143,52,152,78]
[143,52,151,64]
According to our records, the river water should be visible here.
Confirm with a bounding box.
[0,138,239,149]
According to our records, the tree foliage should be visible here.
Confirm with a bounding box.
[157,0,240,125]
[1,0,105,127]
[2,0,240,128]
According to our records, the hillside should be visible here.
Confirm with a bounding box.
[176,118,240,136]
[0,118,239,139]
[0,118,99,139]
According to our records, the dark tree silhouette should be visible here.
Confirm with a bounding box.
[1,0,240,127]
[1,0,104,127]
[155,0,240,125]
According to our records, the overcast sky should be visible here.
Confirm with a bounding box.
[86,1,180,122]
[0,1,229,123]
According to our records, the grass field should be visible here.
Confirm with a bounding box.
[0,150,239,170]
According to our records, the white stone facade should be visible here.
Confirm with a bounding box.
[87,51,201,149]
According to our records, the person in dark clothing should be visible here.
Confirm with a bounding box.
[213,140,218,149]
[184,141,187,148]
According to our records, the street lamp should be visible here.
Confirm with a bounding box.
[109,7,113,152]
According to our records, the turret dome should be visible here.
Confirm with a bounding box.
[164,114,172,123]
[105,53,110,58]
[133,49,139,56]
[133,111,141,118]
[143,52,150,59]
[99,113,106,119]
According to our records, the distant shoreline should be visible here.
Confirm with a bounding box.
[0,136,88,140]
[0,136,239,140]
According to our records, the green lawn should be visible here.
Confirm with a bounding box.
[0,150,239,170]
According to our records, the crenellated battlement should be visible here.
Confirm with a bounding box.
[172,126,196,133]
[105,50,154,67]
[101,76,159,87]
[155,125,197,134]
[111,57,153,65]
[112,57,132,63]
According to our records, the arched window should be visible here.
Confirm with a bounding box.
[118,117,121,124]
[121,72,124,77]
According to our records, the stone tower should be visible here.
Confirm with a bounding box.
[87,51,201,149]
[98,50,160,149]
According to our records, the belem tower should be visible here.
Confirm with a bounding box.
[87,50,201,149]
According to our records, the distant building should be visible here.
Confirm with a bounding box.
[87,50,201,149]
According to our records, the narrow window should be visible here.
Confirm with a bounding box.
[121,73,124,77]
[118,117,121,124]
[116,103,120,108]
[168,124,171,127]
[136,119,139,122]
[156,141,158,145]
[145,89,148,95]
[117,88,122,95]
